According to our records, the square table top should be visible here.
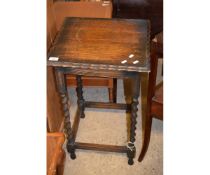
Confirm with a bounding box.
[48,18,150,72]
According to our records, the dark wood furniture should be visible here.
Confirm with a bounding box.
[47,17,150,165]
[47,0,116,132]
[47,0,65,132]
[113,0,163,38]
[138,34,163,162]
[47,133,66,175]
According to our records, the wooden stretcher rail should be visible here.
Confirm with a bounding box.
[74,142,128,153]
[85,101,131,111]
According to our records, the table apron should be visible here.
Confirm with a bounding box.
[55,67,140,79]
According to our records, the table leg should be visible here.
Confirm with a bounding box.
[76,75,85,118]
[55,68,76,159]
[108,78,117,103]
[127,73,140,165]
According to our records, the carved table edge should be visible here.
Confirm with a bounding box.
[47,61,151,73]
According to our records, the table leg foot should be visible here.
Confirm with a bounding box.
[80,112,85,119]
[67,143,76,160]
[128,159,134,165]
[127,142,136,165]
[70,151,76,160]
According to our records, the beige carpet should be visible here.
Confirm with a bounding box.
[63,76,163,175]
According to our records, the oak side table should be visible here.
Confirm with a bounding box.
[47,17,150,165]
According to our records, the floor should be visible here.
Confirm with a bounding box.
[63,67,163,175]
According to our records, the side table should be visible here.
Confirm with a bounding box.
[47,17,150,165]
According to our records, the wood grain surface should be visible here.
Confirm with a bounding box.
[48,18,150,72]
